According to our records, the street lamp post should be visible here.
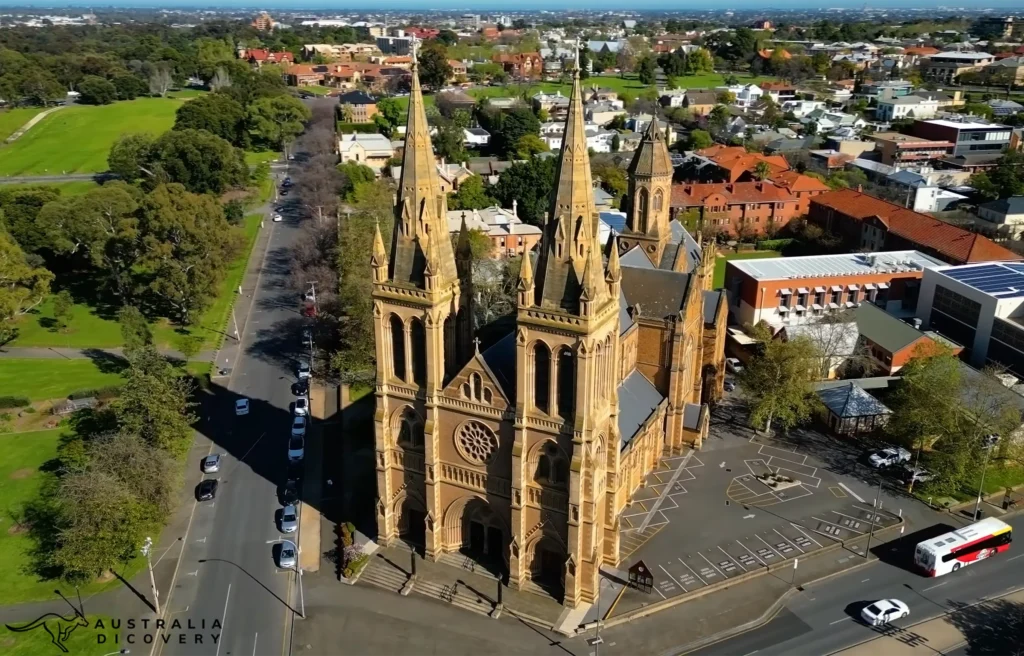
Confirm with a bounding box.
[864,477,883,559]
[974,434,1001,521]
[141,537,160,614]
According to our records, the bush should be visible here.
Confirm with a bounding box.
[756,238,795,251]
[68,386,123,401]
[0,396,30,409]
[336,122,380,134]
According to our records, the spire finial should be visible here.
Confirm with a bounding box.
[574,36,582,77]
[473,336,481,354]
[411,36,419,67]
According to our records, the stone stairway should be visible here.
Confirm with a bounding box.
[359,555,410,593]
[415,579,496,617]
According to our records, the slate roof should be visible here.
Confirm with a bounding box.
[620,245,654,269]
[685,90,718,106]
[818,382,892,419]
[620,268,690,319]
[683,403,704,430]
[703,290,724,324]
[480,331,516,401]
[811,189,1022,265]
[979,196,1024,216]
[338,90,376,105]
[618,370,665,449]
[854,302,927,354]
[618,293,634,336]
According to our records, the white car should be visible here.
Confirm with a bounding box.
[280,504,298,533]
[288,435,305,461]
[724,380,737,392]
[293,396,309,417]
[291,415,307,438]
[868,447,912,468]
[277,540,298,569]
[726,357,743,374]
[902,465,933,484]
[297,360,311,380]
[235,398,249,416]
[272,213,283,222]
[861,599,909,626]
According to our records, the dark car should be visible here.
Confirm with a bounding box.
[280,479,300,505]
[197,479,219,501]
[292,380,309,397]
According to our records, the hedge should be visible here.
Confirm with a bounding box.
[0,396,30,409]
[68,385,123,400]
[336,122,380,134]
[756,238,796,251]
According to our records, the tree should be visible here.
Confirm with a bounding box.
[112,73,147,101]
[144,129,249,194]
[687,48,714,74]
[113,344,196,455]
[448,175,495,211]
[738,323,821,434]
[637,56,657,85]
[434,119,468,164]
[0,185,62,253]
[209,66,232,91]
[148,65,173,97]
[373,97,403,138]
[0,227,53,343]
[299,154,344,226]
[77,75,117,105]
[52,289,74,333]
[418,43,453,91]
[175,333,204,362]
[490,156,556,226]
[337,160,376,200]
[753,161,772,181]
[516,133,549,158]
[487,107,540,159]
[591,160,628,198]
[18,68,65,105]
[139,184,241,324]
[685,129,714,150]
[107,133,155,184]
[118,305,152,355]
[247,94,312,150]
[435,29,459,47]
[173,92,248,147]
[962,102,995,120]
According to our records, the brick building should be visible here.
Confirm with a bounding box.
[338,90,378,123]
[809,188,1023,265]
[724,250,946,328]
[239,48,294,68]
[670,174,829,237]
[492,52,543,78]
[688,145,792,183]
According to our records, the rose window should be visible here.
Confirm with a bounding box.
[456,421,499,465]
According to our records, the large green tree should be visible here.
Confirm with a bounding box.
[0,225,53,343]
[0,185,62,252]
[448,175,495,211]
[144,129,249,195]
[114,345,196,455]
[418,42,454,91]
[247,94,312,149]
[76,75,117,105]
[738,324,821,434]
[173,92,249,148]
[490,156,556,226]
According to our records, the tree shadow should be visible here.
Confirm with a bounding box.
[81,348,129,374]
[944,597,1024,655]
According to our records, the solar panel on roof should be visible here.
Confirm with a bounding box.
[945,263,1024,298]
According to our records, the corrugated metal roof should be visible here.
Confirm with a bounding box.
[728,250,943,280]
[818,382,891,418]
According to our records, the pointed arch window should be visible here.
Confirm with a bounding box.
[654,188,664,212]
[638,188,650,233]
[472,373,483,400]
[390,315,406,381]
[557,346,575,419]
[410,318,426,386]
[533,342,551,414]
[535,442,569,487]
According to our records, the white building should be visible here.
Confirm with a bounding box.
[780,99,826,118]
[876,95,940,122]
[717,83,763,108]
[337,133,394,173]
[977,197,1024,239]
[463,127,490,146]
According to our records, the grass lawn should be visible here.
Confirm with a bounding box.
[11,295,125,349]
[0,107,43,142]
[1,614,119,655]
[166,88,207,99]
[245,150,281,166]
[0,98,185,176]
[0,429,144,607]
[713,250,783,289]
[0,360,126,402]
[295,85,334,96]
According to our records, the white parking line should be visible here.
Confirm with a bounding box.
[832,509,875,523]
[838,482,866,503]
[719,545,747,572]
[659,564,687,593]
[755,534,784,559]
[638,449,694,532]
[737,540,768,566]
[216,584,232,656]
[678,557,706,585]
[813,515,866,535]
[774,528,804,554]
[699,552,727,578]
[829,617,851,625]
[791,522,824,548]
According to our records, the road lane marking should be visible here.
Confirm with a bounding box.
[216,583,232,656]
[719,545,747,572]
[659,564,686,593]
[252,633,258,656]
[923,581,949,592]
[862,578,871,583]
[699,552,727,578]
[1008,554,1024,561]
[678,557,706,585]
[838,482,865,502]
[829,617,851,625]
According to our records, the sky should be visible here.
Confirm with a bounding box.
[0,0,1018,9]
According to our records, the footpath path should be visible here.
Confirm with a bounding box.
[0,173,103,184]
[3,105,64,144]
[0,345,215,362]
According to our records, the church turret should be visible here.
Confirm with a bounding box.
[371,219,388,283]
[456,211,473,281]
[517,246,534,307]
[621,117,674,267]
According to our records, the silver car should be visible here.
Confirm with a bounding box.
[201,454,221,473]
[280,504,298,533]
[278,540,297,569]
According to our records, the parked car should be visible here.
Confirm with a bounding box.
[201,454,221,474]
[280,189,289,196]
[277,540,297,569]
[868,447,912,468]
[726,357,743,374]
[281,478,300,505]
[724,380,737,392]
[288,435,305,461]
[280,504,298,533]
[293,396,309,416]
[196,479,218,501]
[292,380,309,397]
[901,465,933,484]
[860,599,909,626]
[272,213,283,222]
[300,326,313,347]
[291,415,307,438]
[235,398,249,416]
[297,359,311,379]
[282,177,293,187]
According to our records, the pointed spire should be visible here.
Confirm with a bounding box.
[372,219,387,265]
[518,247,534,291]
[605,236,621,284]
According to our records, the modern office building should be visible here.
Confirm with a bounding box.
[911,117,1014,159]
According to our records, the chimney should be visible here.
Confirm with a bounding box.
[857,184,863,192]
[512,199,518,217]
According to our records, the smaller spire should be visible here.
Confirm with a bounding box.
[371,219,387,266]
[518,248,534,291]
[573,35,581,78]
[605,236,621,284]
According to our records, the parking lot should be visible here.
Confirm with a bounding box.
[612,427,903,614]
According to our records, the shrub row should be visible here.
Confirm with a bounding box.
[756,238,796,251]
[0,396,31,409]
[68,385,123,401]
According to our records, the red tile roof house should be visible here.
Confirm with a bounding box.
[240,48,295,68]
[692,145,794,183]
[809,188,1023,265]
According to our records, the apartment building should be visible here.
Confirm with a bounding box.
[868,132,954,168]
[921,51,995,83]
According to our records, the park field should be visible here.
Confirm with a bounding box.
[0,359,126,402]
[0,107,43,142]
[713,250,782,288]
[0,97,185,176]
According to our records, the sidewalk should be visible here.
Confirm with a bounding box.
[836,588,1024,656]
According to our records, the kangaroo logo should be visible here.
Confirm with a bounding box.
[5,589,89,653]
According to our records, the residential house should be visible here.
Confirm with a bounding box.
[989,99,1024,117]
[682,90,717,117]
[809,188,1023,265]
[322,64,362,89]
[808,149,857,173]
[283,64,327,87]
[446,204,542,257]
[857,79,915,100]
[448,60,468,79]
[492,52,543,78]
[463,128,491,147]
[922,51,996,83]
[670,173,829,237]
[985,56,1024,85]
[466,157,515,185]
[687,145,792,182]
[763,137,819,154]
[914,89,965,109]
[759,81,797,103]
[337,90,378,124]
[436,90,476,113]
[724,250,945,328]
[976,197,1024,238]
[389,160,474,193]
[803,108,866,134]
[780,99,826,118]
[337,133,394,173]
[587,88,619,103]
[483,97,525,112]
[868,132,954,168]
[717,84,763,108]
[875,95,940,122]
[586,101,627,126]
[659,89,688,108]
[240,48,295,68]
[532,91,570,119]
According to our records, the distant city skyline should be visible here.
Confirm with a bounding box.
[0,0,1019,10]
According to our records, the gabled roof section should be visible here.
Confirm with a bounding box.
[447,331,516,404]
[855,302,928,354]
[620,267,691,319]
[621,245,655,269]
[818,382,891,419]
[618,369,665,450]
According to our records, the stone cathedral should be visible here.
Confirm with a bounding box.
[370,56,728,608]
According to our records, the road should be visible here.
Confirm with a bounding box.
[688,514,1024,656]
[154,159,308,656]
[0,173,109,184]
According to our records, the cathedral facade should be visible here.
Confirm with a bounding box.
[370,57,727,608]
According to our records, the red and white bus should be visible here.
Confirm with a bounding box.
[914,517,1012,577]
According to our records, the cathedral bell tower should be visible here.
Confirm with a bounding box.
[508,44,622,607]
[371,44,473,555]
[619,118,675,267]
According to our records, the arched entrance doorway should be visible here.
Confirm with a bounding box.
[529,535,566,597]
[395,493,426,547]
[445,497,507,576]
